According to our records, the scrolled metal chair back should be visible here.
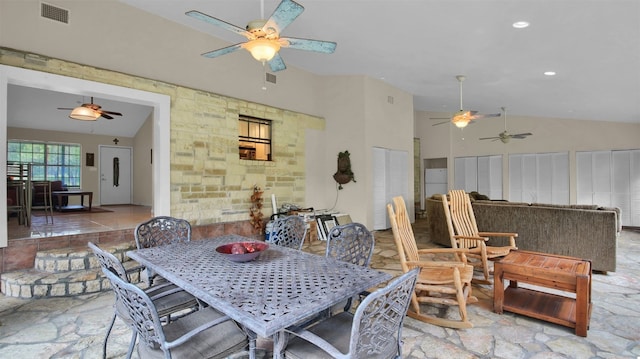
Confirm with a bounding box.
[269,215,307,250]
[135,216,192,249]
[102,269,168,355]
[326,222,374,267]
[88,242,129,282]
[351,268,418,358]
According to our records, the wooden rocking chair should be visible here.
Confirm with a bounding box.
[387,196,477,329]
[443,190,518,284]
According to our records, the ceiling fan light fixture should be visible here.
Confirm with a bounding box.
[69,106,100,121]
[452,111,471,128]
[244,38,281,62]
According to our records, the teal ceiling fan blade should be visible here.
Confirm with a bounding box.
[202,43,244,58]
[263,0,305,35]
[268,53,287,72]
[281,37,337,53]
[185,10,253,39]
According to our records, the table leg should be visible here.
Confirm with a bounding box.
[272,331,289,359]
[55,193,62,211]
[575,273,590,337]
[88,192,93,210]
[247,330,257,359]
[493,264,504,314]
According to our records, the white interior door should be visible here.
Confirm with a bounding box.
[100,146,132,205]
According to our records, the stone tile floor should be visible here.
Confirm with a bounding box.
[0,218,639,358]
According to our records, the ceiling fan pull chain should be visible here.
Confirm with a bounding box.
[262,62,267,90]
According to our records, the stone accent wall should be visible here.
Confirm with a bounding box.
[1,47,325,227]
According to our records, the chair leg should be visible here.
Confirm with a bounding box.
[125,331,137,359]
[103,313,117,359]
[481,253,490,282]
[454,270,470,324]
[407,271,475,330]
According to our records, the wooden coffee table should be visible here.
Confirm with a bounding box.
[52,190,93,211]
[494,250,592,337]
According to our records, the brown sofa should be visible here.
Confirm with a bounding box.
[426,195,621,272]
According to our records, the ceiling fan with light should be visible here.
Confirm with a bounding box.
[432,75,500,128]
[186,0,337,72]
[58,97,123,121]
[479,107,532,143]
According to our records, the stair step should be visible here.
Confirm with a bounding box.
[1,242,140,298]
[35,242,136,272]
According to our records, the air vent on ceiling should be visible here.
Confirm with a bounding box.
[266,73,277,84]
[41,3,69,24]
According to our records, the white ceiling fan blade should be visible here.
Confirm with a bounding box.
[471,112,501,119]
[263,0,305,35]
[185,10,253,40]
[280,37,337,53]
[202,43,244,58]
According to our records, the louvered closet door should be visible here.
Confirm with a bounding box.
[612,149,640,227]
[372,147,409,230]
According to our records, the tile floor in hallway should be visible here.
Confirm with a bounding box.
[7,205,153,240]
[1,213,639,358]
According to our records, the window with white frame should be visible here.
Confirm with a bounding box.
[239,116,272,161]
[7,140,81,187]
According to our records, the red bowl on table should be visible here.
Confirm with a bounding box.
[215,242,269,262]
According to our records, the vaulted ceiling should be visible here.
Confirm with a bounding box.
[121,0,640,124]
[7,1,640,138]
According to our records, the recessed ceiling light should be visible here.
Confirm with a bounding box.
[544,71,557,76]
[513,21,530,29]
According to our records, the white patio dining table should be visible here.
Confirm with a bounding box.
[126,234,393,359]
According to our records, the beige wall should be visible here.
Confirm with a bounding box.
[313,75,414,225]
[415,110,640,203]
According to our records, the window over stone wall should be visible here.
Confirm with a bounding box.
[239,115,272,161]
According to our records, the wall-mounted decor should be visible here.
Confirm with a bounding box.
[86,153,94,167]
[113,157,120,187]
[333,150,356,190]
[250,185,265,234]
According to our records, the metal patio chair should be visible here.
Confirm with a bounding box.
[134,216,192,285]
[267,215,307,250]
[284,268,418,359]
[88,242,200,359]
[101,269,248,359]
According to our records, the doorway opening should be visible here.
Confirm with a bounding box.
[1,65,171,246]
